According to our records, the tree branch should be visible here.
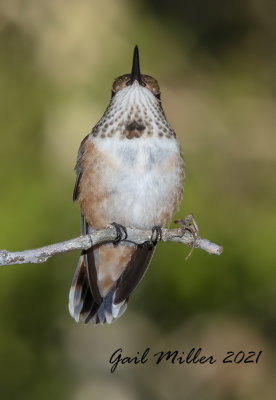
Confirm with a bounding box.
[0,217,223,267]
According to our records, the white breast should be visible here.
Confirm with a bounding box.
[91,135,184,229]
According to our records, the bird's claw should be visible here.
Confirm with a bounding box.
[150,225,162,246]
[111,222,128,244]
[140,225,162,249]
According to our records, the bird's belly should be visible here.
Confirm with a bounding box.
[107,169,180,228]
[94,137,184,229]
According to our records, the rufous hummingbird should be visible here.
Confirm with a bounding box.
[69,46,184,324]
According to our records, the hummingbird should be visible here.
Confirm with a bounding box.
[69,46,184,324]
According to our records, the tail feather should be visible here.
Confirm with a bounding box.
[69,216,156,325]
[91,290,128,324]
[69,255,129,324]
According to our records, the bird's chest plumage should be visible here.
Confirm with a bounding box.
[79,135,184,229]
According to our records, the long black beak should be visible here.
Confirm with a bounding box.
[130,45,143,85]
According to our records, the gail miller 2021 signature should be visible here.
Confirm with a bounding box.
[109,347,262,373]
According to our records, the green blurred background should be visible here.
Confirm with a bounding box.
[0,1,275,399]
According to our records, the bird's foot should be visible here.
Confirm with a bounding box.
[140,225,162,249]
[111,222,128,244]
[150,225,163,246]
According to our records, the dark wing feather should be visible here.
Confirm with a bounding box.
[115,245,156,304]
[81,214,102,305]
[73,173,83,202]
[73,134,89,202]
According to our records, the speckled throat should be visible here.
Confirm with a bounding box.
[91,81,175,140]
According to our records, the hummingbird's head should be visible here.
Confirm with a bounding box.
[111,45,161,101]
[91,46,175,140]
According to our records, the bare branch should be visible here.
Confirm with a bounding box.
[0,220,223,267]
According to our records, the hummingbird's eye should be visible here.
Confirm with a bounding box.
[126,80,131,86]
[155,92,161,100]
[111,90,116,98]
